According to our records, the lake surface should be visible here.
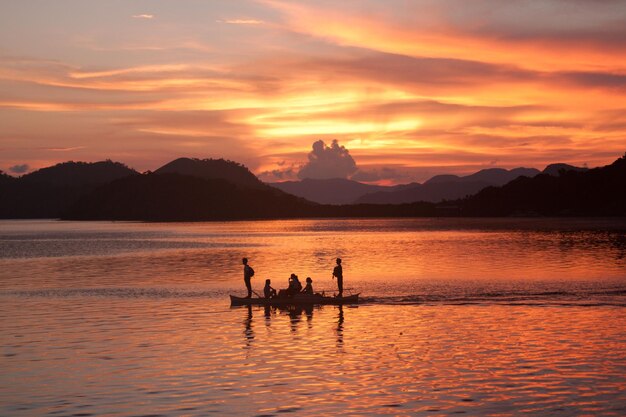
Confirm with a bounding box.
[1,218,625,416]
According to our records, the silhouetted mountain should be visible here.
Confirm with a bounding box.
[423,174,458,184]
[542,163,588,176]
[272,167,541,205]
[155,158,264,189]
[63,173,316,221]
[62,173,436,221]
[0,171,15,184]
[0,160,137,218]
[3,155,623,221]
[357,167,540,204]
[356,181,491,204]
[270,178,388,205]
[21,160,137,187]
[426,167,539,185]
[460,154,626,216]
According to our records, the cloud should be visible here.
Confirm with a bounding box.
[263,0,626,72]
[9,164,29,174]
[297,139,357,179]
[132,14,154,20]
[257,161,299,182]
[46,146,86,152]
[219,19,264,25]
[556,71,626,90]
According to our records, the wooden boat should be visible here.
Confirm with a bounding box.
[230,293,360,306]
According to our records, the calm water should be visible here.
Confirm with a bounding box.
[1,218,625,416]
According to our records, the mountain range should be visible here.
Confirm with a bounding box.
[269,178,387,205]
[0,158,280,219]
[461,157,625,216]
[271,164,585,205]
[1,156,622,220]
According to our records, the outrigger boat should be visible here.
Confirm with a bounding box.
[230,293,360,306]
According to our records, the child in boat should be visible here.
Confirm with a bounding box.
[301,277,314,295]
[264,279,277,299]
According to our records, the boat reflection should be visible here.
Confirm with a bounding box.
[244,304,254,348]
[233,304,353,343]
[336,305,344,349]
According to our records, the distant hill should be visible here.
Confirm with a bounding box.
[542,163,588,176]
[21,160,137,187]
[426,167,540,185]
[270,178,388,205]
[356,167,540,204]
[155,158,264,189]
[356,181,493,204]
[0,160,137,218]
[460,155,626,216]
[271,167,543,205]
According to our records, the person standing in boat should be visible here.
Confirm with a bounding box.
[332,258,343,297]
[242,257,254,298]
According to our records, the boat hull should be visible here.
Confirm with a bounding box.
[230,294,360,306]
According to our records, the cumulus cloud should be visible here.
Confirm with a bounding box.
[298,139,357,180]
[9,164,29,174]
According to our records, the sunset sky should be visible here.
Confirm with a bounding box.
[1,0,625,183]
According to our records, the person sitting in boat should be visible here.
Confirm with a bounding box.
[287,273,302,297]
[301,277,314,295]
[264,279,277,299]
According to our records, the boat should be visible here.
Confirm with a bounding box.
[230,293,360,306]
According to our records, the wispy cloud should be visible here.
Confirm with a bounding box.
[132,14,154,20]
[46,147,86,152]
[218,19,264,25]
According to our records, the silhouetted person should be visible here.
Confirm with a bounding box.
[242,257,254,298]
[302,277,314,295]
[332,258,343,297]
[287,273,302,297]
[264,279,277,299]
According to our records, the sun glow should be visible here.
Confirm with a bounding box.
[258,119,421,137]
[1,1,625,181]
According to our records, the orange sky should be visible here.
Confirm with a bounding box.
[1,0,625,183]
